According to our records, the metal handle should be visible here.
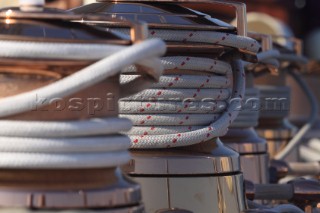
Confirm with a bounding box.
[205,0,247,36]
[130,21,148,43]
[247,32,279,74]
[177,0,248,36]
[121,21,163,98]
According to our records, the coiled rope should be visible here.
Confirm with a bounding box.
[115,28,260,149]
[0,38,166,168]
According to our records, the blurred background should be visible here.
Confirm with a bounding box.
[239,0,320,61]
[0,0,319,59]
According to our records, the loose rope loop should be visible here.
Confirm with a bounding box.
[0,39,166,168]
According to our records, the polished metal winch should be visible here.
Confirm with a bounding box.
[244,12,312,164]
[71,1,261,212]
[240,12,320,212]
[254,39,306,162]
[288,60,320,163]
[0,0,166,212]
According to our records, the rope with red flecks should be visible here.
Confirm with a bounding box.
[120,57,245,148]
[117,29,260,149]
[113,29,260,53]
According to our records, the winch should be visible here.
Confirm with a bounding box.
[241,12,320,212]
[288,60,320,163]
[0,0,166,212]
[245,12,312,163]
[71,1,261,212]
[254,42,301,162]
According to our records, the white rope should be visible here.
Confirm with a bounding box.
[300,145,320,161]
[115,28,260,149]
[0,39,165,168]
[0,118,132,138]
[307,138,320,153]
[0,39,165,117]
[243,50,281,68]
[113,28,260,53]
[121,58,245,148]
[276,54,308,65]
[257,50,281,62]
[0,41,127,60]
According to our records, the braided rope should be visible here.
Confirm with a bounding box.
[121,58,245,148]
[113,28,260,53]
[114,28,260,149]
[0,39,165,168]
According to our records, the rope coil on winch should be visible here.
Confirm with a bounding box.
[116,28,261,149]
[0,38,166,168]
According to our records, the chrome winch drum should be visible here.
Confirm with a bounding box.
[223,123,269,184]
[255,57,298,161]
[72,1,260,212]
[0,1,166,211]
[288,61,320,162]
[244,13,308,163]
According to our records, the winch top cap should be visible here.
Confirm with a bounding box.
[72,2,236,32]
[0,5,131,44]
